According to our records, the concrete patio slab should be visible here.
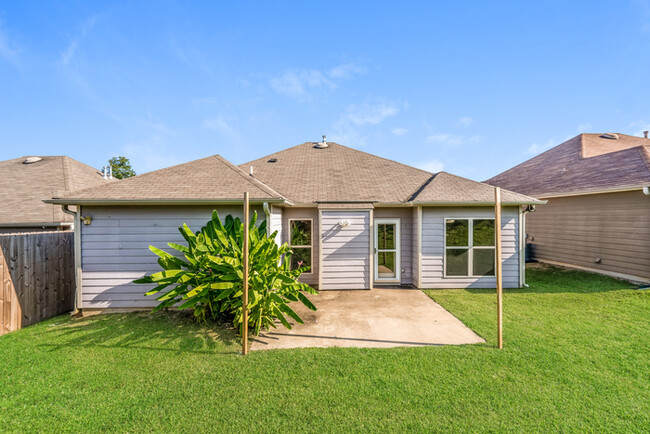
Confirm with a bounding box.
[250,288,485,350]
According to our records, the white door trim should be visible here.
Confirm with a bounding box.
[374,218,401,283]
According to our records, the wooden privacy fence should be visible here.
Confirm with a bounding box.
[0,231,75,335]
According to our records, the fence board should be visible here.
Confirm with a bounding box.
[0,231,75,335]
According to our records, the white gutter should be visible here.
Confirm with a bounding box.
[409,200,546,206]
[61,205,82,315]
[44,198,292,206]
[535,184,650,199]
[643,186,650,196]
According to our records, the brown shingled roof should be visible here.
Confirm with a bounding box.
[52,155,287,204]
[0,156,108,225]
[241,142,434,203]
[49,141,541,206]
[410,171,542,205]
[485,133,650,197]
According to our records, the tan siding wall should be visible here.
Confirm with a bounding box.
[282,207,318,286]
[320,210,370,289]
[373,207,414,285]
[81,205,264,309]
[421,206,520,288]
[527,190,650,280]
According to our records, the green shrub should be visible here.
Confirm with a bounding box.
[134,210,317,335]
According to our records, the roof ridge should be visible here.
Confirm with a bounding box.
[408,173,438,202]
[323,142,435,177]
[243,141,435,177]
[61,156,72,191]
[56,155,218,198]
[485,134,580,183]
[213,155,287,199]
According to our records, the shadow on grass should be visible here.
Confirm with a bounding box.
[430,265,639,295]
[38,311,240,355]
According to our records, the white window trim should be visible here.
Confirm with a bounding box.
[288,218,313,275]
[443,217,496,278]
[374,218,401,283]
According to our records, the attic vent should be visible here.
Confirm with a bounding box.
[314,134,329,149]
[600,133,619,140]
[23,157,42,164]
[267,158,278,163]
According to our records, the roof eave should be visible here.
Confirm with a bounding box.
[43,198,292,206]
[408,200,547,206]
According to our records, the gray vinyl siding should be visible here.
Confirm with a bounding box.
[527,190,650,280]
[282,207,318,286]
[373,207,414,285]
[81,205,264,309]
[420,206,520,288]
[321,210,370,290]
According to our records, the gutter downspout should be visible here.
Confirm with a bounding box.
[263,202,271,237]
[521,205,536,287]
[61,205,82,315]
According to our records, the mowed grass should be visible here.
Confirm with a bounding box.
[0,265,648,432]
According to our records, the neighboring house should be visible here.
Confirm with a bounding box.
[45,140,542,311]
[487,132,650,283]
[0,156,110,233]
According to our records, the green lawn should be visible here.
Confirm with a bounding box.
[1,265,648,432]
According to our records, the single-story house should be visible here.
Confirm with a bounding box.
[486,132,650,283]
[45,139,543,312]
[0,155,110,233]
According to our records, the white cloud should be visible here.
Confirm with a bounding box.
[204,114,235,134]
[0,20,20,66]
[191,97,219,105]
[60,15,98,66]
[416,158,444,173]
[391,127,409,136]
[457,117,474,128]
[328,63,366,78]
[576,123,592,133]
[345,102,400,126]
[270,63,365,100]
[527,139,556,155]
[427,133,481,147]
[270,69,335,100]
[121,136,185,174]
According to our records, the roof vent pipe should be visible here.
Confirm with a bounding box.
[644,131,648,139]
[108,165,113,179]
[250,166,254,176]
[314,135,329,149]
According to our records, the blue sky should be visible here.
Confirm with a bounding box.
[1,1,649,181]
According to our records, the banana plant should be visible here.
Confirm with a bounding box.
[134,210,317,335]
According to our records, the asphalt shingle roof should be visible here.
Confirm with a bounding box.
[485,133,650,197]
[242,142,435,203]
[50,141,541,206]
[54,155,285,202]
[0,156,108,225]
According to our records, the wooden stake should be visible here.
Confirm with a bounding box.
[495,187,503,349]
[242,192,249,355]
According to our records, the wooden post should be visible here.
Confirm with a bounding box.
[242,192,250,355]
[495,187,503,349]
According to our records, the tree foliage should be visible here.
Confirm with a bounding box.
[134,211,317,335]
[108,156,136,179]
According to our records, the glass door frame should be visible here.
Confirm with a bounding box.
[374,218,401,283]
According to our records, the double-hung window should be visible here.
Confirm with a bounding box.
[445,218,496,277]
[289,219,312,273]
